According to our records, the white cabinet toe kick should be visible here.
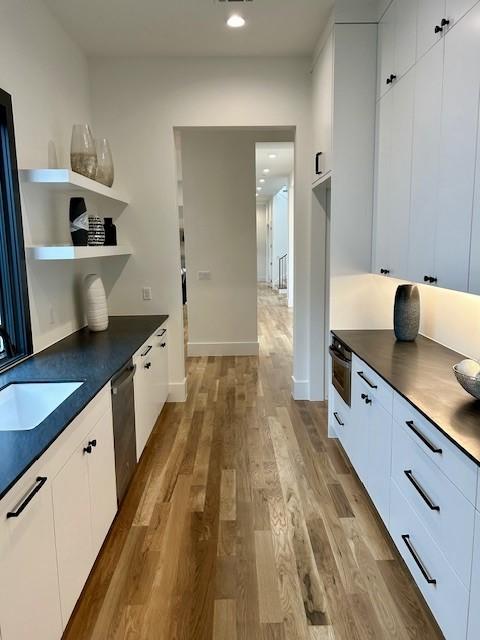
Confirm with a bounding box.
[329,353,480,640]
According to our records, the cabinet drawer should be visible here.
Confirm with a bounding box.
[392,421,475,587]
[390,481,469,640]
[352,354,393,412]
[393,392,478,504]
[133,324,168,360]
[328,385,350,438]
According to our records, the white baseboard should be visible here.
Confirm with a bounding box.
[168,377,187,402]
[187,341,259,357]
[291,376,310,400]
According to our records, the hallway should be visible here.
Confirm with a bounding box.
[64,287,442,640]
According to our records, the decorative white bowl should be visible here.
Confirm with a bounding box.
[453,364,480,401]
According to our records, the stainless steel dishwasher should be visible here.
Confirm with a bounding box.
[111,360,137,504]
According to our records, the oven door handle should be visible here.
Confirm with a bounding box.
[329,345,351,367]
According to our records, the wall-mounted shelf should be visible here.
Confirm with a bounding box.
[19,169,129,207]
[26,245,133,261]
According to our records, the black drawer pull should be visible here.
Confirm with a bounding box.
[84,445,92,455]
[145,362,152,370]
[401,534,437,584]
[405,421,442,454]
[141,345,152,357]
[6,476,48,519]
[315,151,323,176]
[357,371,378,389]
[333,412,344,427]
[404,470,440,511]
[160,342,166,348]
[157,328,167,337]
[361,393,372,405]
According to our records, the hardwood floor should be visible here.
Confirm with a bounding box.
[64,285,443,639]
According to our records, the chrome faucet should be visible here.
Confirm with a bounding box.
[0,325,15,358]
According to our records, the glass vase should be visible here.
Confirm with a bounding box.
[95,137,114,187]
[70,124,97,180]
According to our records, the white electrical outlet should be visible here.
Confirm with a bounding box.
[198,271,211,281]
[142,286,152,301]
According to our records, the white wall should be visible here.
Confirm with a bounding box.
[256,205,267,282]
[89,56,313,398]
[0,0,100,352]
[181,130,258,356]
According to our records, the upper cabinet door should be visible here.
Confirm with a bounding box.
[417,0,446,59]
[312,31,334,181]
[408,42,444,284]
[377,1,397,99]
[435,3,480,292]
[446,0,479,26]
[395,0,418,77]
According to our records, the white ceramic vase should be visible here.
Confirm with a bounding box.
[84,274,109,332]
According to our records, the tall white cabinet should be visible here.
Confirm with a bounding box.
[373,0,480,294]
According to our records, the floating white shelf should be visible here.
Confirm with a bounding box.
[19,169,129,207]
[26,245,133,261]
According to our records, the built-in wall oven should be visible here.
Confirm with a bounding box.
[329,337,352,406]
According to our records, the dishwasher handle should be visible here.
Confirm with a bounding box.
[112,365,136,396]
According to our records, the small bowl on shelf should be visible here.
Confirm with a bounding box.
[453,362,480,401]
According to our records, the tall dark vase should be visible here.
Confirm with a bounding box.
[69,197,88,246]
[394,284,420,341]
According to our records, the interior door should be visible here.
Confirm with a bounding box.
[435,3,480,291]
[408,41,444,284]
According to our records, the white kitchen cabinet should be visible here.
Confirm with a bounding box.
[52,440,93,625]
[435,3,480,292]
[395,0,418,77]
[468,510,480,639]
[312,31,333,181]
[417,0,446,59]
[151,327,169,416]
[349,369,370,484]
[469,112,480,294]
[407,41,443,284]
[446,0,479,25]
[365,399,393,525]
[377,1,397,99]
[374,71,415,278]
[0,467,63,640]
[87,410,117,557]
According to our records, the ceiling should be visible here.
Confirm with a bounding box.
[44,0,333,57]
[255,142,294,203]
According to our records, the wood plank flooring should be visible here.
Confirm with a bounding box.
[63,285,443,640]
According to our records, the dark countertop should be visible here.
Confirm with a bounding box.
[0,315,168,500]
[333,330,480,466]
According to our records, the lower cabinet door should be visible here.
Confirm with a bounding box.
[349,375,369,484]
[87,409,117,556]
[151,329,169,417]
[0,469,63,640]
[133,357,154,460]
[366,400,392,526]
[52,445,93,626]
[468,511,480,639]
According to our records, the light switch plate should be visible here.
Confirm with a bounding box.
[142,286,152,301]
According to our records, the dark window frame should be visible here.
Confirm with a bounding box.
[0,87,32,369]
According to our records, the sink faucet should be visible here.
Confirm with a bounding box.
[0,325,15,358]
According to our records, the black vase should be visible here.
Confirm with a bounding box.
[104,217,117,246]
[69,197,88,246]
[394,284,420,341]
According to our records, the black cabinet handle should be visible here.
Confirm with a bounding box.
[405,420,442,454]
[386,76,392,85]
[404,470,440,511]
[160,342,166,348]
[387,74,397,85]
[6,476,48,519]
[434,24,443,33]
[424,276,438,284]
[441,18,450,27]
[401,534,437,584]
[380,268,390,275]
[88,439,97,448]
[83,445,92,455]
[333,412,344,427]
[361,393,372,405]
[315,152,323,176]
[357,371,378,389]
[145,362,152,370]
[157,328,167,337]
[141,345,152,357]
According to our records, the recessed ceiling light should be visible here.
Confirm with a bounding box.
[263,168,270,174]
[259,178,265,183]
[268,153,277,159]
[227,14,246,28]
